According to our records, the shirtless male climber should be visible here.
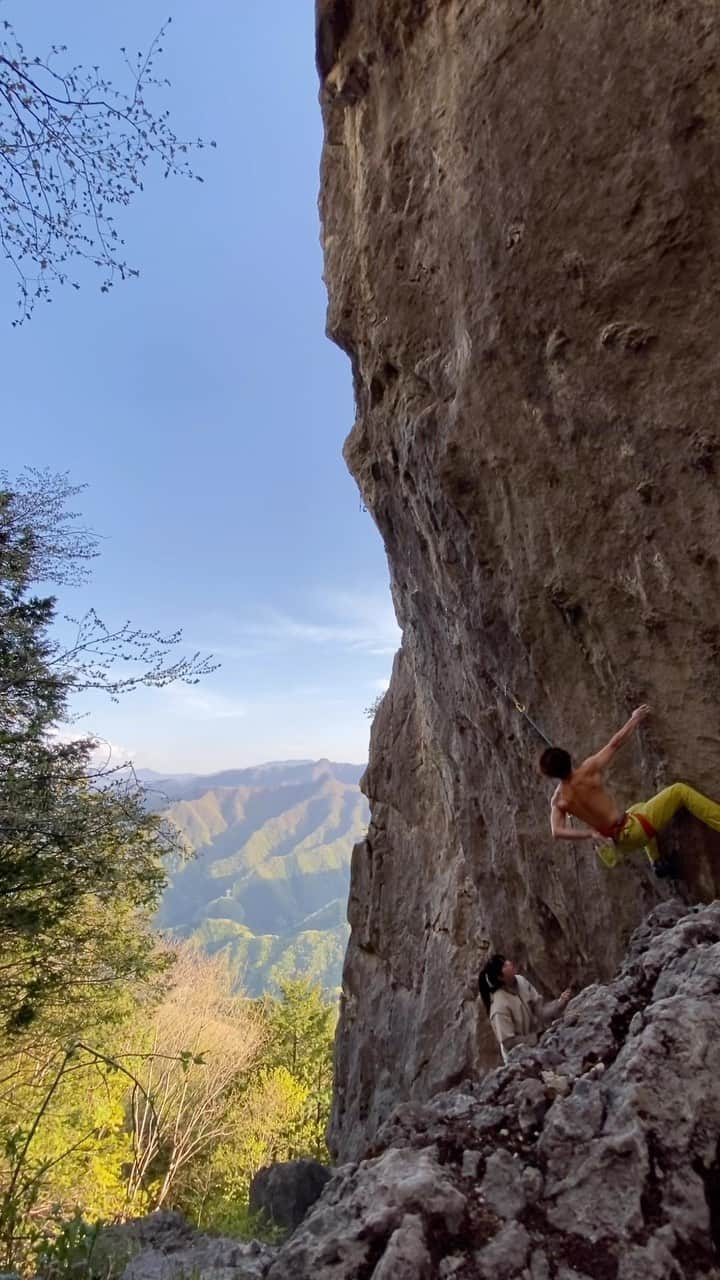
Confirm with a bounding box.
[538,705,720,876]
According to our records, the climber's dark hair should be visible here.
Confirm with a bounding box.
[479,954,506,1014]
[539,747,572,780]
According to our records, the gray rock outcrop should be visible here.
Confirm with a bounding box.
[102,1211,274,1280]
[266,900,720,1279]
[317,0,720,1160]
[249,1159,331,1231]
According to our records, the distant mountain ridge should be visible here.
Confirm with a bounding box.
[156,760,367,995]
[143,758,362,805]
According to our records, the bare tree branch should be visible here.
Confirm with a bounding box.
[0,17,213,321]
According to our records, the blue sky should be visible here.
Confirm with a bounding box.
[2,2,398,772]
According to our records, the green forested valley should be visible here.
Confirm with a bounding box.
[156,761,367,995]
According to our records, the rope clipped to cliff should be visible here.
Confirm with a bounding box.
[485,670,553,747]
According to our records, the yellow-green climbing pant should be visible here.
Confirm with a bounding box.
[598,783,720,869]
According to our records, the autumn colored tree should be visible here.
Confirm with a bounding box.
[125,946,265,1211]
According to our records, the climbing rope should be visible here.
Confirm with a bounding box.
[482,671,593,962]
[484,670,554,748]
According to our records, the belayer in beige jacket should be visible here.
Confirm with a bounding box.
[479,953,571,1063]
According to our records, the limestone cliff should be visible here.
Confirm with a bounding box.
[317,0,720,1161]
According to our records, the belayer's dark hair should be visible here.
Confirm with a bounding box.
[479,954,506,1014]
[539,747,572,780]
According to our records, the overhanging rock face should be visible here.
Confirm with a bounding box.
[317,0,720,1160]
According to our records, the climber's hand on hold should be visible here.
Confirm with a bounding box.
[588,708,650,767]
[559,989,572,1007]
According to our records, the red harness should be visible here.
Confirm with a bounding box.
[598,811,657,843]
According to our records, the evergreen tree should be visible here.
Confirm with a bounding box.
[0,470,214,1031]
[261,979,336,1161]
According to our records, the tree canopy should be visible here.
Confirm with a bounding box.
[0,472,338,1267]
[0,469,214,1031]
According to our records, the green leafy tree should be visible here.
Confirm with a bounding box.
[0,1039,134,1267]
[199,1066,308,1229]
[261,978,336,1160]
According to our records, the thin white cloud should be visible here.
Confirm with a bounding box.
[195,589,401,659]
[89,737,135,768]
[50,727,136,773]
[162,687,247,722]
[78,589,399,774]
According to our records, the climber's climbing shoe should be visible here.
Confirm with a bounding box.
[653,856,676,880]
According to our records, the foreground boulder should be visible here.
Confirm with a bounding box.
[103,1211,273,1280]
[267,901,720,1278]
[249,1159,331,1231]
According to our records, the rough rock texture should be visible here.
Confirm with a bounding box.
[317,0,720,1158]
[266,901,720,1278]
[102,1212,274,1280]
[249,1158,331,1231]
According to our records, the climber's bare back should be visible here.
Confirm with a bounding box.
[554,763,621,835]
[547,706,651,840]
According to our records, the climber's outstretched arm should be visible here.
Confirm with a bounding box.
[581,704,650,773]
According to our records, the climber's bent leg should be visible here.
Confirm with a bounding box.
[637,782,720,836]
[596,784,720,871]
